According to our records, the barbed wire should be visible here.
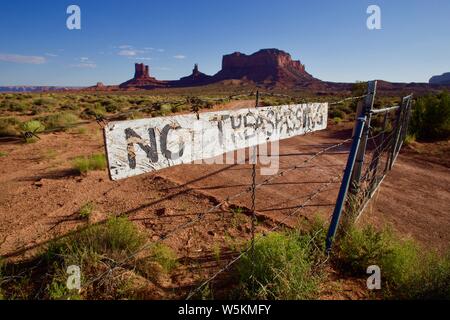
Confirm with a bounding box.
[68,130,352,296]
[185,172,342,300]
[16,92,369,141]
[8,90,369,298]
[328,94,368,106]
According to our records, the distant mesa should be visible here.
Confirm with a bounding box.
[214,49,319,87]
[429,72,450,85]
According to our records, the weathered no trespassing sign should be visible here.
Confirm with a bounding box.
[104,103,328,180]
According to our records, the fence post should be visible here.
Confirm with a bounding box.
[325,115,367,252]
[389,96,409,169]
[398,95,413,150]
[349,80,377,194]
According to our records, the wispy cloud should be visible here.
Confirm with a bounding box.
[118,50,136,56]
[70,57,96,68]
[118,49,144,57]
[45,53,58,57]
[72,63,97,68]
[118,45,133,49]
[116,46,163,58]
[0,53,46,64]
[135,57,152,61]
[173,54,186,59]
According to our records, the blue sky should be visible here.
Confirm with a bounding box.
[0,0,449,86]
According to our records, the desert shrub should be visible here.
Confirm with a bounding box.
[148,243,178,273]
[404,134,416,146]
[171,104,186,113]
[0,217,149,300]
[410,91,450,141]
[333,117,343,124]
[159,104,172,116]
[43,217,147,299]
[79,202,94,219]
[187,96,214,110]
[39,112,79,131]
[81,104,106,119]
[73,153,107,174]
[0,117,20,137]
[236,232,321,300]
[336,225,450,299]
[46,217,146,259]
[337,104,354,115]
[100,99,122,113]
[329,109,345,119]
[20,120,45,133]
[32,97,58,110]
[5,100,30,112]
[60,103,79,111]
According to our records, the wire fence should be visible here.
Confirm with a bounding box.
[3,80,413,300]
[325,81,413,250]
[64,87,376,298]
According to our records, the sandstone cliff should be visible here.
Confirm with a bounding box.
[212,49,319,87]
[119,63,167,89]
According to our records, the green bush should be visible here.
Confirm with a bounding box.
[159,104,172,116]
[73,153,107,174]
[7,101,30,112]
[0,117,20,137]
[236,232,321,300]
[47,217,146,268]
[410,91,450,141]
[333,117,343,124]
[79,202,94,219]
[336,225,450,299]
[329,109,345,119]
[81,104,106,119]
[0,217,149,300]
[39,112,79,131]
[148,243,178,273]
[20,120,45,133]
[44,217,146,299]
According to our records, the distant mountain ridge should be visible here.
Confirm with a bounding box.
[117,49,450,93]
[0,86,82,93]
[3,49,450,93]
[429,72,450,85]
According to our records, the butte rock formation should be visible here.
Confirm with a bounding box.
[119,63,166,89]
[175,64,213,86]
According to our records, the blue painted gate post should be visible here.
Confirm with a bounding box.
[325,80,377,252]
[325,116,367,252]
